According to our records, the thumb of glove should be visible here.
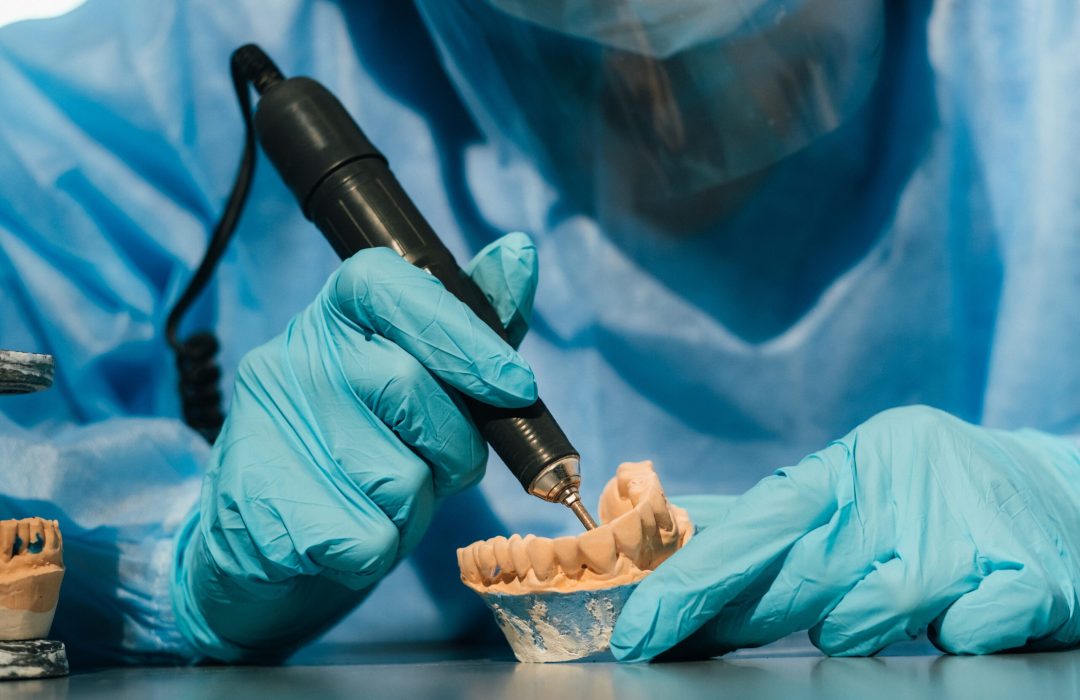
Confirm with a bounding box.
[463,232,538,350]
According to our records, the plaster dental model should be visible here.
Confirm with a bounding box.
[0,518,64,642]
[458,461,693,662]
[0,351,53,395]
[0,351,68,679]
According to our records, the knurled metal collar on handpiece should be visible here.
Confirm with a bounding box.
[529,456,597,530]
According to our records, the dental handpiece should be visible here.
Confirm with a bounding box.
[235,45,597,530]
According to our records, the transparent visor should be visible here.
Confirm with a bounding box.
[414,0,885,218]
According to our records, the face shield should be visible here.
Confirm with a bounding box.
[413,0,885,232]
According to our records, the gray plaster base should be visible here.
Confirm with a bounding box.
[0,639,68,680]
[0,351,54,395]
[479,584,636,662]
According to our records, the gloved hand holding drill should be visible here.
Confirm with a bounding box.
[171,233,539,661]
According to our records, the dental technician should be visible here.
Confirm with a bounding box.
[1,0,1079,664]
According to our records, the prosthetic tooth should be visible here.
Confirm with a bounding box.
[628,479,649,506]
[526,537,555,581]
[616,469,630,499]
[28,518,44,554]
[638,504,660,565]
[458,547,479,582]
[619,461,655,504]
[50,520,63,552]
[553,536,580,576]
[579,527,617,574]
[601,482,633,522]
[611,511,644,564]
[598,482,618,525]
[475,543,497,583]
[651,543,679,569]
[509,534,531,579]
[647,487,674,531]
[0,521,13,563]
[492,536,514,580]
[16,520,29,556]
[658,523,682,547]
[617,462,644,496]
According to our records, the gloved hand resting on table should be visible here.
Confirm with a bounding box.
[171,232,539,662]
[612,406,1080,660]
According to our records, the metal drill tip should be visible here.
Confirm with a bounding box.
[568,500,598,530]
[559,487,597,530]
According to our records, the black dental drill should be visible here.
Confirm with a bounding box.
[203,44,596,530]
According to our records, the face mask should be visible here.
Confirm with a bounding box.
[416,0,885,224]
[484,0,798,58]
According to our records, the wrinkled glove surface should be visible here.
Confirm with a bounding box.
[613,406,1080,660]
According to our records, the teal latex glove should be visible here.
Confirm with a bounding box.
[171,233,539,661]
[612,406,1080,660]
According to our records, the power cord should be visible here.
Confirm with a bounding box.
[165,45,283,443]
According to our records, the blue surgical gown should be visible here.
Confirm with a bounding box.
[0,0,1077,664]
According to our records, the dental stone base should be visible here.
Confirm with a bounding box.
[485,585,637,663]
[0,640,68,679]
[0,608,57,642]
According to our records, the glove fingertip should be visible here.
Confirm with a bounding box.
[496,230,538,259]
[497,230,538,312]
[464,231,537,274]
[465,232,539,348]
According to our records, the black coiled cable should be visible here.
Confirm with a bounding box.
[166,45,283,443]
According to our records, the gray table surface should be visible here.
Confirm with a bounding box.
[6,640,1080,699]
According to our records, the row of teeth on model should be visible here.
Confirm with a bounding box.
[458,462,691,588]
[0,518,62,564]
